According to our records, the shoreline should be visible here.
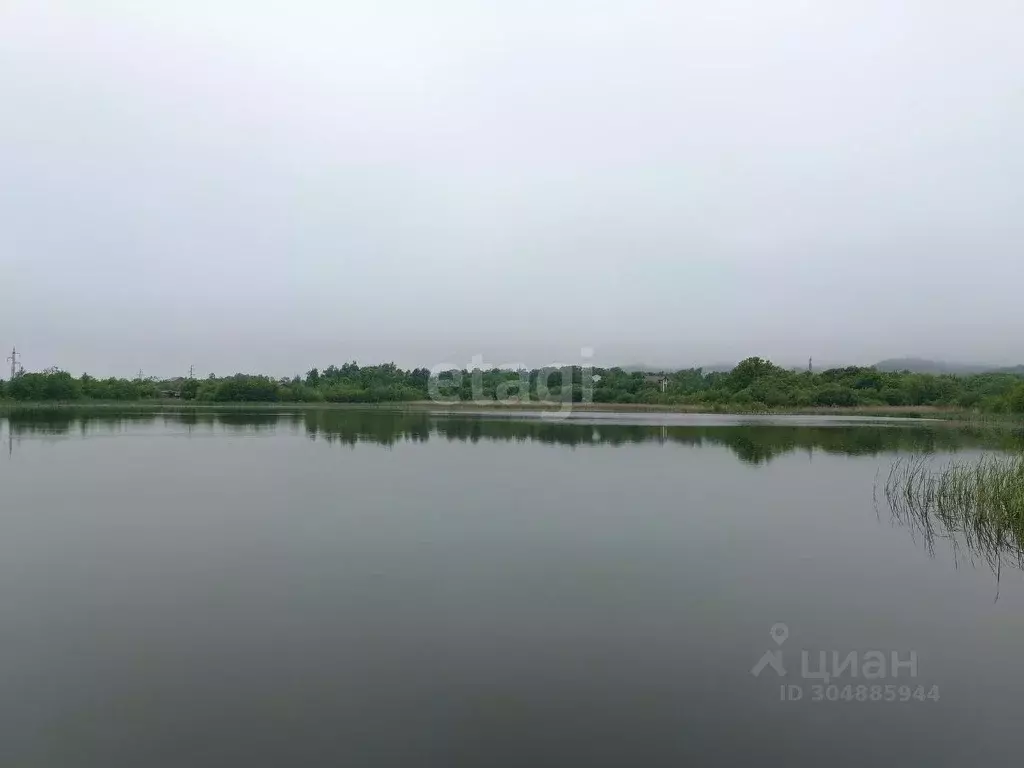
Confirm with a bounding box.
[1,399,1017,424]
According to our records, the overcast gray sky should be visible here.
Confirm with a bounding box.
[2,1,1022,377]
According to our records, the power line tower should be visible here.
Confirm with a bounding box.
[808,357,813,374]
[7,347,20,380]
[189,365,195,379]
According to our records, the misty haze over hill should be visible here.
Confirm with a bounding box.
[623,358,1024,376]
[871,358,1024,375]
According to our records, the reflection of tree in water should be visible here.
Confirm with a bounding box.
[303,410,433,446]
[303,415,1024,464]
[7,410,160,436]
[6,408,1024,463]
[5,409,283,437]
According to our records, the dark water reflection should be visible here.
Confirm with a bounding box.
[2,408,1024,766]
[7,407,1024,464]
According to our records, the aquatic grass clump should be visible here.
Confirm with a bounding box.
[883,453,1024,571]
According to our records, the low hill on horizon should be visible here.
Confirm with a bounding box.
[871,357,1024,375]
[617,357,1024,376]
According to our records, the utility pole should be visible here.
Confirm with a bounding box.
[7,347,20,380]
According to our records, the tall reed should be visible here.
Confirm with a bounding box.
[883,453,1024,571]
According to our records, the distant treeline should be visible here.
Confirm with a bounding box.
[3,357,1024,412]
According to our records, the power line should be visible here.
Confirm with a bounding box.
[6,347,20,380]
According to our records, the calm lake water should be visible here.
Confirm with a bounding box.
[3,408,1024,766]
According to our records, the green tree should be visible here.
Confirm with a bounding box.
[1008,384,1024,413]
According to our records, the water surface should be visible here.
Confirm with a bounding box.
[2,409,1022,766]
